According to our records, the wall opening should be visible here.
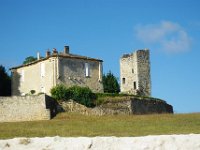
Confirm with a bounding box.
[134,81,137,89]
[122,78,125,84]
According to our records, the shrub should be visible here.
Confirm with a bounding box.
[50,85,96,107]
[68,86,96,107]
[30,90,36,95]
[50,84,69,101]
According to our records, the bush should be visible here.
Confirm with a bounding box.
[50,85,96,107]
[50,84,69,101]
[68,86,96,107]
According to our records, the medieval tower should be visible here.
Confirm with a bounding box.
[120,49,151,96]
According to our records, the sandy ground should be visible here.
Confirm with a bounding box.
[0,134,200,150]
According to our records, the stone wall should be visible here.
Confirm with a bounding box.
[136,50,151,96]
[58,57,103,93]
[130,98,173,114]
[58,97,173,116]
[120,49,151,96]
[0,94,57,122]
[94,98,173,115]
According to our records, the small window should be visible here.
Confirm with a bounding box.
[132,69,134,73]
[85,63,90,77]
[122,78,125,84]
[134,81,137,90]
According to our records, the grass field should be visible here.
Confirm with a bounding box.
[0,113,200,139]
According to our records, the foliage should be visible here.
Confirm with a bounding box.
[30,90,36,95]
[68,86,96,107]
[102,71,120,93]
[50,84,69,101]
[0,65,11,96]
[23,56,37,65]
[50,85,96,107]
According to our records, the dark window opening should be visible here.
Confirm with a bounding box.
[122,78,125,84]
[134,81,137,89]
[132,69,134,73]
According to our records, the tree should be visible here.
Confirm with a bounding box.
[103,71,120,93]
[0,65,11,96]
[23,56,37,64]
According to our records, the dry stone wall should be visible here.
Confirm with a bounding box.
[58,97,173,116]
[0,94,57,122]
[130,98,173,114]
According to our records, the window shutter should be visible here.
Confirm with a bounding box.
[20,70,25,82]
[41,63,45,77]
[85,63,90,77]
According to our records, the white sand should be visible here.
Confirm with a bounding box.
[0,134,200,150]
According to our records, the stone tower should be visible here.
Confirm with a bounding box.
[120,49,151,96]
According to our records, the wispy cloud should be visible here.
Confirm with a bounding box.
[135,21,192,53]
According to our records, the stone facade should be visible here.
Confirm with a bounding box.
[0,94,57,122]
[120,49,151,96]
[10,46,103,96]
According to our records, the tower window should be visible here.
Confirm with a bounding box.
[132,69,134,73]
[134,81,137,89]
[122,78,125,84]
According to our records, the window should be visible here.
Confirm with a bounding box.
[41,63,45,77]
[122,78,125,84]
[134,81,137,90]
[132,69,134,73]
[85,63,90,77]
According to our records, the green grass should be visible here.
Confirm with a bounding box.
[95,93,166,106]
[0,113,200,139]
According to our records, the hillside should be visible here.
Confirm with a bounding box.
[0,113,200,139]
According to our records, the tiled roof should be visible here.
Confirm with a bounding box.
[10,53,103,70]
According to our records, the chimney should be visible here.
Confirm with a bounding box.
[37,52,40,60]
[64,46,69,54]
[52,48,58,54]
[46,49,51,57]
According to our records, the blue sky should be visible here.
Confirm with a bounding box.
[0,0,200,113]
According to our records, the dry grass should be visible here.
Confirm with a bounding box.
[0,113,200,139]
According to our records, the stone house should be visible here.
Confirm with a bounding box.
[10,46,103,96]
[120,49,151,96]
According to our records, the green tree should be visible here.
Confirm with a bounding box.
[103,71,120,93]
[23,56,37,64]
[0,65,11,96]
